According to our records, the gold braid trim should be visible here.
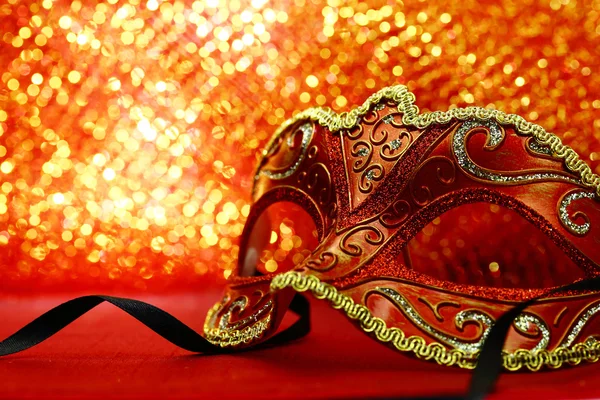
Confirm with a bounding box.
[270,271,600,371]
[256,85,600,196]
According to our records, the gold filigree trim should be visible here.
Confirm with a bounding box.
[204,301,272,347]
[256,85,600,196]
[270,271,600,371]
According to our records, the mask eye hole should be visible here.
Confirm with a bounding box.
[239,202,319,277]
[405,202,585,288]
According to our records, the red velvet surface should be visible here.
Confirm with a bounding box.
[0,292,599,399]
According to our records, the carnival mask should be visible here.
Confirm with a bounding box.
[204,85,600,372]
[2,86,600,389]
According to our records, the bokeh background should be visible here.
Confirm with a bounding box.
[0,0,599,292]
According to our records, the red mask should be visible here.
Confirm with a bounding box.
[204,85,600,371]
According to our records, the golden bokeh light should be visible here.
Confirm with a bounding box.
[0,0,599,291]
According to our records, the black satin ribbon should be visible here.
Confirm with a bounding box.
[466,275,600,400]
[0,293,310,357]
[1,277,600,400]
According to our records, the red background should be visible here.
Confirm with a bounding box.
[1,0,600,398]
[3,293,600,399]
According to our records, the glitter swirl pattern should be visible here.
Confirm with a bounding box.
[273,272,600,371]
[527,138,555,157]
[260,122,314,180]
[559,301,600,348]
[452,119,579,185]
[218,297,273,331]
[375,287,550,354]
[204,295,273,346]
[513,313,550,352]
[558,190,597,236]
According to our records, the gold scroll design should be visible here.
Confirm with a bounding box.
[320,156,455,266]
[409,156,456,207]
[377,156,456,229]
[451,119,599,236]
[270,272,600,371]
[339,225,385,257]
[330,155,454,263]
[347,110,414,195]
[371,287,550,355]
[451,118,579,186]
[306,250,338,272]
[261,122,314,180]
[296,144,337,225]
[557,300,600,348]
[558,189,597,236]
[418,298,461,322]
[255,85,600,199]
[204,293,273,347]
[303,225,382,272]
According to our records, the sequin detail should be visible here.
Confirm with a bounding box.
[514,313,550,352]
[218,297,273,331]
[389,138,402,150]
[382,114,395,124]
[376,287,488,354]
[559,301,600,348]
[261,122,314,180]
[376,287,549,354]
[528,138,555,157]
[559,190,596,235]
[272,272,600,371]
[452,119,579,185]
[356,148,369,157]
[204,296,273,347]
